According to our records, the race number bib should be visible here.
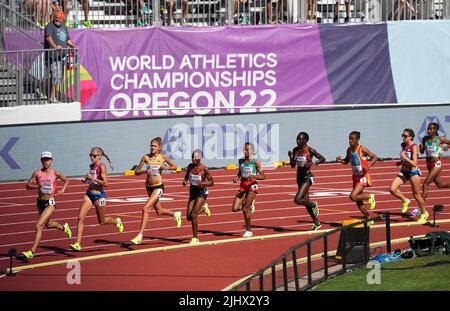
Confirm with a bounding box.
[98,198,106,206]
[426,143,438,157]
[359,176,367,183]
[189,174,202,186]
[87,170,98,185]
[48,198,56,205]
[40,183,53,194]
[147,164,161,176]
[241,166,253,177]
[436,161,441,168]
[296,156,307,167]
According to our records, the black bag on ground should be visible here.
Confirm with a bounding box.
[408,231,450,257]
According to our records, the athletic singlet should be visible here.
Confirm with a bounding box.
[188,164,206,187]
[144,154,164,176]
[87,162,104,191]
[35,169,57,196]
[401,143,417,163]
[425,136,441,160]
[240,159,257,178]
[294,146,312,168]
[349,145,368,176]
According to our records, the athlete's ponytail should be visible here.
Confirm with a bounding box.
[91,147,113,171]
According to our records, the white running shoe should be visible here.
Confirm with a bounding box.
[242,230,253,238]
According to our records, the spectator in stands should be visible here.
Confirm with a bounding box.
[64,0,92,28]
[28,0,50,28]
[397,0,416,20]
[287,0,299,23]
[267,0,282,23]
[165,0,188,25]
[334,0,350,23]
[306,0,316,22]
[44,11,77,103]
[52,0,68,27]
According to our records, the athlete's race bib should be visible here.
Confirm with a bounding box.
[426,143,438,157]
[295,156,307,167]
[87,170,98,185]
[40,183,53,194]
[241,166,253,177]
[350,155,363,175]
[147,164,161,176]
[189,174,202,186]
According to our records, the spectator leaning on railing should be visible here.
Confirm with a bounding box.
[44,11,77,103]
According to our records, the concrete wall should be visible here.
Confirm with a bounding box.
[0,104,449,181]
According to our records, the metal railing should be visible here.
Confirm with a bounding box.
[0,1,44,51]
[0,48,80,107]
[229,213,392,291]
[4,0,449,29]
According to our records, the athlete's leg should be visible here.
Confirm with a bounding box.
[232,191,246,212]
[410,175,426,214]
[389,175,408,202]
[189,197,206,239]
[74,195,93,245]
[94,198,116,225]
[422,167,442,200]
[29,205,56,253]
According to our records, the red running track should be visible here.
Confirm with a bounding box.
[0,160,449,290]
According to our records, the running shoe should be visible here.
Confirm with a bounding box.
[242,230,253,238]
[401,199,411,214]
[368,193,376,210]
[22,250,34,259]
[69,242,81,251]
[312,201,320,217]
[137,20,144,27]
[417,211,429,224]
[249,199,255,214]
[83,20,93,28]
[63,223,72,238]
[311,222,322,231]
[202,203,211,217]
[130,234,143,245]
[174,211,182,228]
[116,217,124,233]
[189,237,200,244]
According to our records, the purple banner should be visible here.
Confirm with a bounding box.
[71,25,333,120]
